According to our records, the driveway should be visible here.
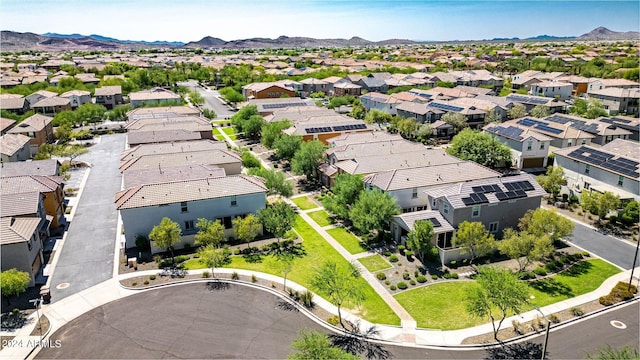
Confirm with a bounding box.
[567,222,639,270]
[48,134,125,300]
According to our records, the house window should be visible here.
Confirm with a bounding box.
[581,139,587,145]
[489,221,499,233]
[443,203,449,214]
[180,202,188,213]
[585,164,590,174]
[618,176,624,186]
[567,139,573,147]
[526,141,532,151]
[230,195,237,207]
[584,182,590,190]
[223,216,233,229]
[471,205,481,218]
[184,220,195,231]
[28,132,35,138]
[412,188,418,199]
[540,142,545,150]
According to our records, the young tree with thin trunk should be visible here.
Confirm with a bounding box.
[291,140,326,182]
[498,229,553,272]
[0,269,30,305]
[518,208,574,243]
[258,201,296,241]
[194,218,225,247]
[508,104,527,119]
[349,189,400,239]
[233,214,262,248]
[406,220,435,263]
[310,261,365,329]
[149,217,182,264]
[536,166,567,200]
[270,251,296,291]
[453,221,495,265]
[197,244,227,277]
[466,266,529,341]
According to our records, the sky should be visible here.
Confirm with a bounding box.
[1,0,639,43]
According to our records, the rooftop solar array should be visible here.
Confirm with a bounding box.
[471,184,502,194]
[517,117,563,135]
[332,124,367,132]
[507,94,549,105]
[495,190,527,201]
[461,192,489,206]
[465,180,535,204]
[566,146,639,178]
[545,114,599,134]
[262,102,307,109]
[486,125,524,140]
[503,181,535,192]
[426,217,442,228]
[305,126,333,134]
[428,102,464,112]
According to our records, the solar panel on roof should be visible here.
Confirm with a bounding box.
[472,186,485,193]
[429,102,464,112]
[535,124,563,134]
[427,217,442,228]
[495,192,508,201]
[462,197,475,206]
[518,181,535,191]
[504,182,516,191]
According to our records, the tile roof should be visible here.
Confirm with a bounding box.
[335,149,460,175]
[0,133,30,156]
[120,149,241,172]
[120,140,227,161]
[60,89,90,97]
[393,210,454,233]
[0,192,41,217]
[126,129,202,145]
[123,164,226,189]
[0,117,16,133]
[115,175,267,210]
[600,138,640,161]
[325,131,402,147]
[94,85,123,96]
[125,116,212,132]
[0,159,59,177]
[483,123,553,142]
[7,114,53,133]
[31,96,71,108]
[129,87,181,101]
[0,175,64,195]
[327,139,424,161]
[0,216,41,244]
[126,105,200,120]
[0,95,26,110]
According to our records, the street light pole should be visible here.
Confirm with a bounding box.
[29,297,43,343]
[534,306,550,360]
[628,237,640,291]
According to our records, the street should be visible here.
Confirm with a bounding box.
[177,80,236,119]
[567,221,639,270]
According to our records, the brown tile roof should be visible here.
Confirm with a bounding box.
[31,96,71,108]
[123,164,226,189]
[126,129,202,145]
[335,149,460,175]
[126,106,199,120]
[0,175,63,195]
[0,216,41,244]
[0,134,30,156]
[0,159,59,177]
[7,114,52,133]
[129,88,181,101]
[0,192,41,217]
[327,139,424,161]
[325,131,402,147]
[0,117,16,133]
[121,140,227,161]
[0,95,26,110]
[115,175,267,210]
[125,116,212,132]
[119,149,241,172]
[94,85,123,96]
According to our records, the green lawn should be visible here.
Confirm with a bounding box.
[307,210,333,227]
[358,254,392,272]
[291,196,319,210]
[224,215,400,325]
[326,227,368,255]
[395,259,620,330]
[221,127,236,135]
[212,120,231,125]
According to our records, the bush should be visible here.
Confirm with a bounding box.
[397,245,406,254]
[402,272,410,280]
[431,274,438,280]
[414,269,420,277]
[202,271,211,278]
[390,285,397,290]
[251,274,257,283]
[300,290,314,308]
[384,280,391,285]
[512,320,524,335]
[545,261,559,272]
[533,267,547,276]
[132,282,138,286]
[143,280,149,285]
[376,272,387,280]
[404,250,414,258]
[571,307,584,317]
[388,255,399,263]
[449,260,457,268]
[599,295,615,306]
[443,273,459,279]
[327,315,340,326]
[234,249,241,255]
[397,282,408,290]
[149,275,156,280]
[231,271,239,280]
[135,234,150,251]
[518,272,536,280]
[548,314,560,324]
[416,275,427,283]
[383,250,392,257]
[409,279,416,285]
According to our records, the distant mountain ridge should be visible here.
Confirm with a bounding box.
[0,26,637,51]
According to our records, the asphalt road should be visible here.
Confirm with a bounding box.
[48,134,125,300]
[178,80,236,119]
[36,281,639,359]
[567,222,639,270]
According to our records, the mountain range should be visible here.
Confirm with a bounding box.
[0,27,637,51]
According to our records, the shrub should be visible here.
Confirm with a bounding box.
[135,234,150,251]
[512,320,524,335]
[409,279,416,285]
[443,273,459,279]
[402,272,410,280]
[404,250,414,258]
[231,271,239,280]
[397,282,408,290]
[383,250,392,257]
[288,288,300,300]
[533,267,547,276]
[548,314,560,324]
[153,255,162,264]
[431,274,438,280]
[234,249,241,255]
[149,275,156,280]
[131,282,138,286]
[300,290,314,308]
[143,280,149,285]
[251,274,257,283]
[417,275,427,283]
[449,260,457,268]
[376,272,387,280]
[202,271,211,278]
[414,269,420,277]
[599,295,615,306]
[327,315,340,326]
[571,307,584,317]
[545,261,558,272]
[397,245,406,254]
[518,272,536,280]
[390,285,397,290]
[388,255,399,263]
[384,280,391,285]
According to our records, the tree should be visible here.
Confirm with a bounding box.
[536,166,567,200]
[291,140,326,181]
[149,217,182,263]
[273,134,302,160]
[55,124,73,143]
[508,104,527,119]
[453,221,495,265]
[465,266,529,341]
[288,330,359,360]
[310,261,365,328]
[194,218,225,247]
[0,269,30,305]
[75,103,107,125]
[233,214,262,248]
[619,201,640,225]
[349,189,400,238]
[349,101,366,119]
[248,167,294,197]
[219,86,245,105]
[322,173,363,219]
[243,115,265,139]
[580,191,621,221]
[518,208,574,242]
[498,229,553,272]
[364,109,392,124]
[530,105,550,118]
[406,220,435,263]
[447,129,512,168]
[261,120,291,148]
[188,90,204,105]
[258,201,296,240]
[197,244,228,277]
[270,251,296,291]
[395,117,420,139]
[230,105,259,133]
[441,112,468,133]
[202,108,217,120]
[484,108,501,124]
[56,144,89,167]
[106,105,131,121]
[416,123,433,140]
[570,98,608,119]
[241,150,262,169]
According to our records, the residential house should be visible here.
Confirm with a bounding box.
[126,105,200,121]
[0,191,49,238]
[0,175,65,228]
[125,116,213,140]
[0,159,61,177]
[529,81,573,100]
[74,73,100,85]
[541,113,633,146]
[587,78,640,93]
[0,117,16,135]
[0,94,29,114]
[503,117,594,148]
[25,90,57,109]
[31,96,72,116]
[120,140,227,162]
[390,210,455,265]
[119,149,242,176]
[333,82,362,97]
[587,88,640,117]
[95,85,124,109]
[556,75,591,96]
[505,94,567,113]
[115,176,268,251]
[363,161,500,212]
[596,116,640,141]
[282,114,371,144]
[426,101,487,129]
[242,82,296,100]
[126,130,203,146]
[247,97,313,116]
[360,92,400,115]
[1,216,45,286]
[483,122,552,170]
[7,114,55,157]
[129,87,181,107]
[123,164,226,189]
[554,139,639,201]
[0,134,31,162]
[356,77,389,93]
[299,78,331,97]
[60,89,91,109]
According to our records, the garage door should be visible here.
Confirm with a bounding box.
[522,157,544,168]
